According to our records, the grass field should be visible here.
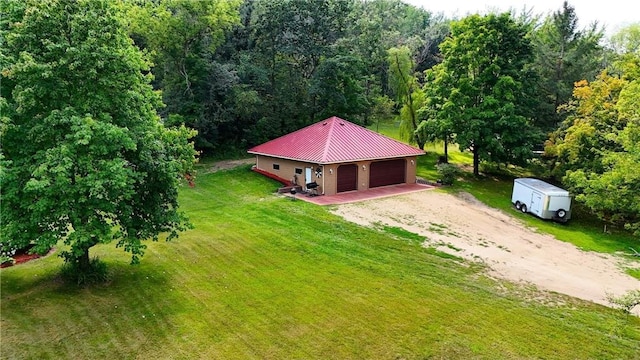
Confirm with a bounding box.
[2,165,640,359]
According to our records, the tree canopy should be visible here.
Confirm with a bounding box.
[0,0,197,276]
[530,1,603,131]
[421,13,539,175]
[546,53,640,235]
[387,46,426,149]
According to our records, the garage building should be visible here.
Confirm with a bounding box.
[247,116,425,196]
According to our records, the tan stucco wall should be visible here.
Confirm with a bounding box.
[322,163,337,196]
[406,156,418,183]
[255,155,326,193]
[254,155,419,196]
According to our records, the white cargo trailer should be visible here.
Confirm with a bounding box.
[511,178,572,222]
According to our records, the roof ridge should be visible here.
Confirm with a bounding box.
[320,117,338,162]
[247,115,424,164]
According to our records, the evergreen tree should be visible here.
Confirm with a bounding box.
[532,1,603,131]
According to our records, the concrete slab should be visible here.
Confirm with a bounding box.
[287,182,436,205]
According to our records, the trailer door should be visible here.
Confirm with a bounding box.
[530,192,543,217]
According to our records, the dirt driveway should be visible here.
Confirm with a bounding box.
[331,190,640,313]
[204,158,255,173]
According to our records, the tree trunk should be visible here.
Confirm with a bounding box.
[78,246,91,272]
[473,146,480,176]
[443,136,449,163]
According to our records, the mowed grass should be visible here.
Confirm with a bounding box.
[2,166,640,359]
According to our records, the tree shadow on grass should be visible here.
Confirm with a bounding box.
[0,260,192,359]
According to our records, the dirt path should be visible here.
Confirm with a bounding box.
[331,190,640,313]
[204,158,255,173]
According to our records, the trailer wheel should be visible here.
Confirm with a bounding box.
[520,204,527,213]
[515,201,522,210]
[556,209,567,219]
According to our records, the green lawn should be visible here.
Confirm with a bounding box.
[1,166,639,359]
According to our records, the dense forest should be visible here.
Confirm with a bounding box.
[2,0,639,245]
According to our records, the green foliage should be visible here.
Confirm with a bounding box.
[418,67,455,161]
[547,57,640,236]
[309,55,369,120]
[627,267,640,280]
[547,73,626,176]
[120,0,451,154]
[531,1,604,131]
[387,46,425,148]
[435,163,461,185]
[609,23,640,55]
[1,254,15,266]
[344,0,446,90]
[426,13,540,175]
[1,0,197,273]
[368,95,395,131]
[125,0,242,152]
[607,290,640,314]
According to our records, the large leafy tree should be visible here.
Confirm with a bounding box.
[343,1,447,125]
[546,74,626,177]
[387,46,426,149]
[608,23,640,55]
[0,0,197,274]
[417,66,455,162]
[546,52,639,234]
[251,0,357,128]
[531,1,603,131]
[427,13,539,175]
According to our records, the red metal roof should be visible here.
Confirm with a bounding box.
[247,116,424,164]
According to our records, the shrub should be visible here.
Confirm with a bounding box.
[607,290,640,314]
[436,163,461,185]
[1,254,15,266]
[1,244,18,267]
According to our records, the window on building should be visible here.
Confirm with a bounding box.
[273,164,280,170]
[295,168,302,174]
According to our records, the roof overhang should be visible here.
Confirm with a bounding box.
[248,151,425,165]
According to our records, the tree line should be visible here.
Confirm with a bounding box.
[120,0,604,152]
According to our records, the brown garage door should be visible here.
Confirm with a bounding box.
[369,159,406,188]
[337,164,358,193]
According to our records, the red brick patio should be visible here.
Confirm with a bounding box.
[288,182,436,205]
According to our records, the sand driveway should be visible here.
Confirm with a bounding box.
[331,190,640,313]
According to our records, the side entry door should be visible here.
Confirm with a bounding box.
[305,167,313,189]
[530,192,542,216]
